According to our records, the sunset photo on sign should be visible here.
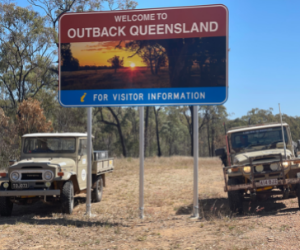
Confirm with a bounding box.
[60,37,226,91]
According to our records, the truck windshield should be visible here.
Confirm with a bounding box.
[231,127,289,152]
[23,137,76,154]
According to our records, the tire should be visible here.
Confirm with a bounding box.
[296,184,300,208]
[92,176,103,203]
[227,178,243,214]
[0,196,13,217]
[61,181,74,214]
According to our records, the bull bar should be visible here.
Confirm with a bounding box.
[223,154,300,192]
[0,189,60,197]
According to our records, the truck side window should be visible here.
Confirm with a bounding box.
[79,139,87,155]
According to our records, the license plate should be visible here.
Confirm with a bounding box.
[12,183,28,189]
[259,179,278,186]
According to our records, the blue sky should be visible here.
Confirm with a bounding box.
[137,0,300,119]
[18,0,300,119]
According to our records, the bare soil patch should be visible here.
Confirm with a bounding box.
[1,156,300,249]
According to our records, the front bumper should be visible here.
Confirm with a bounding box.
[223,155,300,192]
[0,189,60,197]
[225,178,300,191]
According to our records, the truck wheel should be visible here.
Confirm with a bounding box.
[0,196,13,217]
[228,178,243,214]
[92,176,103,203]
[61,181,74,214]
[296,184,300,208]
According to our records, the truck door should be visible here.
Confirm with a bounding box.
[77,139,87,190]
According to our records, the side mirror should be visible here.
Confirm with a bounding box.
[215,147,228,166]
[215,148,226,157]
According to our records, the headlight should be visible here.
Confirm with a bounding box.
[43,171,53,180]
[10,171,19,181]
[270,163,279,171]
[3,183,9,189]
[281,161,290,168]
[243,166,251,173]
[255,165,264,172]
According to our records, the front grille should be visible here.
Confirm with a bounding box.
[263,164,271,172]
[269,173,280,177]
[255,174,265,178]
[21,173,43,180]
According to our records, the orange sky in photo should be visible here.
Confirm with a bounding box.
[70,41,147,67]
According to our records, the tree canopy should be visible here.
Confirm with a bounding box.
[0,3,56,108]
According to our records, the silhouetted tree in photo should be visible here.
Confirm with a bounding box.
[61,43,80,71]
[107,56,124,73]
[125,41,167,75]
[122,37,226,87]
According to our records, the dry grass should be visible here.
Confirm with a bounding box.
[0,156,300,249]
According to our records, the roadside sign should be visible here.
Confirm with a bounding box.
[59,5,228,107]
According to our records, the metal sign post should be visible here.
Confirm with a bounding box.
[58,4,228,219]
[139,107,144,219]
[193,106,199,218]
[279,103,287,159]
[86,107,92,216]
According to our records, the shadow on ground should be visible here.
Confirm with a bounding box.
[176,197,299,219]
[11,197,86,217]
[0,197,124,228]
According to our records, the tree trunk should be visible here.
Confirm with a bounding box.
[144,107,149,157]
[153,107,162,157]
[211,126,215,157]
[107,107,127,157]
[189,106,193,156]
[207,122,211,157]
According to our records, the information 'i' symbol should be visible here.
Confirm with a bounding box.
[81,93,87,102]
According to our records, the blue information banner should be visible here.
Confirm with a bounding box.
[59,87,227,107]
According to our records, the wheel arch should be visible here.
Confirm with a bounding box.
[92,174,105,188]
[57,175,80,195]
[69,175,80,195]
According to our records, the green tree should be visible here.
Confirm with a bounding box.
[0,3,55,108]
[94,107,128,157]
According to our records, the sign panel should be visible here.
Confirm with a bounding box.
[59,5,228,107]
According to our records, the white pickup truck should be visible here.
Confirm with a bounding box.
[216,123,300,213]
[0,133,114,216]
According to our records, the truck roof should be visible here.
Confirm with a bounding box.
[22,133,93,138]
[227,123,288,134]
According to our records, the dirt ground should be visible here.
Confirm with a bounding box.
[1,156,300,249]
